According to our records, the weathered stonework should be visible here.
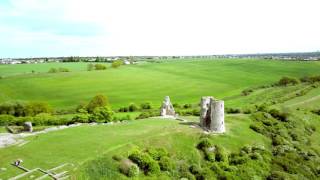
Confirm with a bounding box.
[200,96,225,133]
[160,96,176,117]
[23,122,33,132]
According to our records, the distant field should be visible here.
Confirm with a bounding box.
[0,59,319,109]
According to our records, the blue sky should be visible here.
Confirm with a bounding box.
[0,0,319,58]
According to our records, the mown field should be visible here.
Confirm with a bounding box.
[0,59,319,109]
[0,59,320,179]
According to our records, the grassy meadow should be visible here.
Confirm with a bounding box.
[0,59,320,179]
[0,59,319,109]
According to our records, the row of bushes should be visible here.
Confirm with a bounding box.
[118,102,152,112]
[48,67,70,73]
[87,63,107,71]
[0,101,52,117]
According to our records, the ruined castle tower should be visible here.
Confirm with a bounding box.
[160,96,176,117]
[200,96,225,133]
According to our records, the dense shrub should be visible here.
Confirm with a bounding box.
[58,67,70,72]
[128,151,160,175]
[197,138,212,150]
[48,68,58,73]
[146,147,169,161]
[268,109,289,122]
[226,107,241,114]
[159,156,174,171]
[0,114,15,125]
[86,94,109,113]
[72,113,90,123]
[89,106,114,123]
[128,103,139,112]
[119,159,139,177]
[140,102,152,109]
[0,101,52,117]
[94,64,107,70]
[136,111,159,119]
[172,103,181,108]
[311,109,320,115]
[277,77,299,86]
[112,154,123,161]
[183,104,192,109]
[300,75,320,83]
[111,60,124,68]
[215,145,228,162]
[242,88,253,96]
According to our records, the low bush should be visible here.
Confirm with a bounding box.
[277,77,299,86]
[159,156,174,171]
[0,114,15,126]
[242,88,253,96]
[119,159,139,177]
[128,151,160,175]
[197,138,212,150]
[226,107,241,114]
[146,147,169,161]
[140,102,152,109]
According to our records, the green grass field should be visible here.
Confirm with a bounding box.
[0,59,320,179]
[0,115,268,179]
[0,59,319,109]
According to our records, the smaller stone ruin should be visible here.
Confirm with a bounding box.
[200,96,225,133]
[160,96,176,117]
[23,122,33,132]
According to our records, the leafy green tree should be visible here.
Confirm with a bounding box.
[87,63,94,71]
[89,106,114,122]
[48,68,58,73]
[111,60,123,68]
[87,94,109,113]
[94,64,107,70]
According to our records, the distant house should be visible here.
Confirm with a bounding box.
[123,60,131,65]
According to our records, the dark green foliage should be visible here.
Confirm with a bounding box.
[146,147,169,161]
[72,113,90,123]
[300,75,320,83]
[197,138,212,150]
[277,76,299,86]
[268,109,289,122]
[140,102,152,109]
[128,151,160,175]
[183,104,192,109]
[172,103,181,108]
[0,114,15,126]
[242,88,253,96]
[111,60,124,68]
[119,159,139,177]
[136,111,159,119]
[215,145,228,162]
[128,103,139,112]
[86,94,109,113]
[311,109,320,115]
[48,67,70,73]
[225,107,241,114]
[94,63,107,70]
[159,157,174,171]
[112,155,123,161]
[0,101,52,117]
[89,106,114,123]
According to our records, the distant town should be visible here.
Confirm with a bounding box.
[1,52,319,64]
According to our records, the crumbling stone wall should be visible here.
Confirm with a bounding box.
[200,96,225,133]
[160,96,175,117]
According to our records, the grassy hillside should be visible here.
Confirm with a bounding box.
[0,115,267,179]
[0,59,319,110]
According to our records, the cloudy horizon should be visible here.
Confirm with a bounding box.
[0,0,319,58]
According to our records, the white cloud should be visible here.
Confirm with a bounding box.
[0,0,319,57]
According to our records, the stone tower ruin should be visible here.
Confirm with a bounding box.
[160,96,176,117]
[200,96,225,133]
